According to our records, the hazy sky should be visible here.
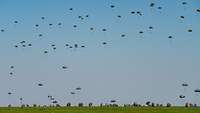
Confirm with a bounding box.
[0,0,200,106]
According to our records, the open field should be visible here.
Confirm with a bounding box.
[0,107,200,113]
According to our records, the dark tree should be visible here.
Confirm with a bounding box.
[78,103,84,107]
[166,103,172,107]
[66,102,71,107]
[89,102,93,107]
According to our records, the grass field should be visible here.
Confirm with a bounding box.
[0,107,200,113]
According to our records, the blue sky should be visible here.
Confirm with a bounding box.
[0,0,200,106]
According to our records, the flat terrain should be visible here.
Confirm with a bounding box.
[0,107,200,113]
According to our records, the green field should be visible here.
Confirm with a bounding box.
[0,107,200,113]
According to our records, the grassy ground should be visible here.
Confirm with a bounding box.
[0,107,200,113]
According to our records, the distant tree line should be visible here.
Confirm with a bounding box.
[7,101,199,108]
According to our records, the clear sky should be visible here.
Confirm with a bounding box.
[0,0,200,106]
